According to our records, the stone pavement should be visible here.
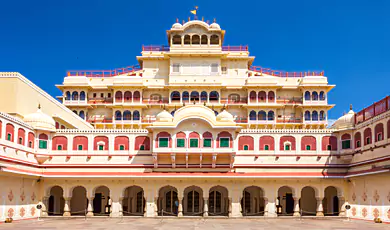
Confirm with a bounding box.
[0,218,389,230]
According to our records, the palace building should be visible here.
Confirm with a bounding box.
[0,19,389,222]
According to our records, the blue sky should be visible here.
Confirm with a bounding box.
[1,0,389,120]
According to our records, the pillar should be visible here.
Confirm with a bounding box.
[87,196,94,216]
[264,197,277,217]
[41,196,49,217]
[228,197,233,217]
[144,195,157,217]
[338,197,346,217]
[293,197,300,217]
[316,197,324,216]
[203,197,208,217]
[63,197,71,216]
[230,196,242,217]
[178,197,183,217]
[110,196,123,217]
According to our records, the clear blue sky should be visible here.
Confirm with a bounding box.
[1,0,389,120]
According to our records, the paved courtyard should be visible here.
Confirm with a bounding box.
[0,218,389,230]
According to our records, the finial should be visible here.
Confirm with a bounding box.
[163,104,165,110]
[213,18,216,23]
[193,99,196,105]
[176,18,179,23]
[350,104,353,110]
[182,20,185,24]
[206,20,210,24]
[38,104,41,110]
[183,102,185,107]
[203,102,206,106]
[202,16,204,21]
[188,17,190,22]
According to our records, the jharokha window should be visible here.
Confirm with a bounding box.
[159,138,169,148]
[220,138,229,148]
[176,138,185,148]
[189,138,199,148]
[203,139,212,147]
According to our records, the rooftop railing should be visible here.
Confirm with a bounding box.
[88,97,113,104]
[355,96,390,124]
[249,66,324,78]
[142,45,170,52]
[67,65,141,78]
[222,45,248,51]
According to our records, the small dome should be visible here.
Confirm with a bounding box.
[210,23,221,29]
[216,109,234,122]
[156,110,173,122]
[23,108,56,132]
[172,23,183,29]
[331,107,355,130]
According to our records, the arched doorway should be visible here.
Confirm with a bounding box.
[70,186,88,216]
[300,186,317,216]
[93,186,110,216]
[277,186,294,216]
[184,186,203,216]
[48,186,64,216]
[122,186,145,216]
[158,186,178,216]
[209,186,228,216]
[323,186,339,216]
[241,186,265,216]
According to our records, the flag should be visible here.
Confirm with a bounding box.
[190,10,196,15]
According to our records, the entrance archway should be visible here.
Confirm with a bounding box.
[93,186,110,216]
[70,186,88,216]
[277,186,294,216]
[158,185,178,216]
[300,186,317,216]
[241,186,265,216]
[209,186,228,216]
[123,186,145,216]
[323,186,339,216]
[48,186,64,216]
[184,186,203,216]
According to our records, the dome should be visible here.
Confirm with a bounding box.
[172,23,183,29]
[23,107,56,132]
[210,23,221,29]
[331,106,355,130]
[216,109,234,122]
[156,110,173,122]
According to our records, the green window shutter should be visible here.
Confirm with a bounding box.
[264,145,269,150]
[78,145,83,150]
[203,139,211,147]
[119,145,125,150]
[327,145,331,150]
[98,145,104,150]
[159,138,169,147]
[139,145,145,150]
[177,138,185,147]
[7,134,11,141]
[342,140,350,149]
[306,145,311,150]
[243,145,249,150]
[285,144,290,150]
[39,140,47,149]
[190,139,198,148]
[19,138,23,144]
[57,145,62,150]
[220,138,229,148]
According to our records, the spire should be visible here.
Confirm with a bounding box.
[38,104,41,110]
[350,104,353,111]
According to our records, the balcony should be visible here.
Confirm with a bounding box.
[249,66,324,78]
[67,65,141,78]
[142,98,169,105]
[222,45,248,52]
[276,117,303,123]
[88,97,113,105]
[220,98,248,104]
[276,96,303,105]
[142,45,170,52]
[63,100,88,105]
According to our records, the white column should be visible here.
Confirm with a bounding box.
[230,195,242,217]
[338,196,346,217]
[178,196,183,217]
[293,196,301,217]
[110,196,122,217]
[316,197,324,216]
[203,197,209,217]
[87,196,94,216]
[265,197,277,217]
[63,197,71,216]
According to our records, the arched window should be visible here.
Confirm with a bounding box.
[304,91,311,101]
[201,35,208,45]
[39,133,48,149]
[258,91,266,102]
[73,110,78,114]
[200,91,208,102]
[268,111,275,121]
[258,110,266,120]
[184,35,191,45]
[354,132,361,148]
[192,35,200,45]
[124,91,132,102]
[228,94,240,103]
[209,91,219,101]
[72,91,78,100]
[312,111,318,121]
[364,128,372,145]
[210,35,219,45]
[304,111,311,121]
[249,91,257,103]
[182,91,189,102]
[341,134,351,149]
[374,123,384,142]
[319,91,326,100]
[133,110,140,120]
[190,91,199,102]
[238,136,254,150]
[172,35,181,45]
[249,110,257,120]
[79,91,85,100]
[171,91,180,102]
[115,91,123,101]
[280,136,296,151]
[312,91,318,100]
[319,111,326,121]
[79,111,85,120]
[133,91,140,102]
[115,110,122,120]
[65,91,70,101]
[123,110,131,120]
[268,91,275,102]
[301,136,316,151]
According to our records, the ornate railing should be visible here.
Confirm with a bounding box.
[249,66,324,77]
[355,96,390,124]
[67,65,141,78]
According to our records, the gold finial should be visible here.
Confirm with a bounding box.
[182,20,185,24]
[202,16,204,21]
[350,104,353,110]
[176,18,179,23]
[213,18,216,23]
[188,17,190,22]
[38,104,41,109]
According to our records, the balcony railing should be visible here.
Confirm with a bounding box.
[220,98,248,104]
[88,97,114,104]
[249,66,324,78]
[355,96,390,124]
[276,96,303,104]
[235,117,302,124]
[222,45,248,51]
[142,45,170,52]
[142,98,169,104]
[88,116,156,124]
[67,65,141,78]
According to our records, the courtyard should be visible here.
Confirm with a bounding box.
[0,218,388,230]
